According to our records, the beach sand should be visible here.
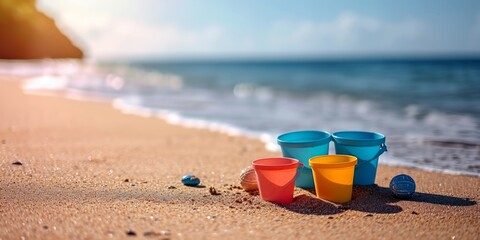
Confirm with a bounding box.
[1,79,479,239]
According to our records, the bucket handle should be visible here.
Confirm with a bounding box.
[333,141,388,168]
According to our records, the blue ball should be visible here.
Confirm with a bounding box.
[389,174,415,199]
[181,174,201,186]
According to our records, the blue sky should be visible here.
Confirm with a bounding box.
[38,0,480,60]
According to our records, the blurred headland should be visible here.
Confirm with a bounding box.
[0,0,83,59]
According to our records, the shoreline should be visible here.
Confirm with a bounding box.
[1,78,479,239]
[20,76,480,177]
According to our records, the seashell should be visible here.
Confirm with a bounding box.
[389,174,416,199]
[181,174,201,186]
[240,166,258,191]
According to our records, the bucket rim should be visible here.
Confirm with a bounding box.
[277,130,331,148]
[332,131,385,146]
[252,157,301,170]
[309,155,357,168]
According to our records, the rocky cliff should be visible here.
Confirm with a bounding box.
[0,0,84,59]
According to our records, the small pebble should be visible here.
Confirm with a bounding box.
[181,174,201,186]
[411,211,419,215]
[42,225,48,230]
[12,161,22,166]
[209,187,220,195]
[124,179,130,182]
[126,230,136,236]
[328,216,334,219]
[167,186,177,189]
[207,215,216,220]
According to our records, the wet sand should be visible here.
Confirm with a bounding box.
[0,79,479,239]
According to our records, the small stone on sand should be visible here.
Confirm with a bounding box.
[209,187,221,195]
[126,230,136,236]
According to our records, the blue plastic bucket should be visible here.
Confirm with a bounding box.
[277,130,331,188]
[332,131,387,185]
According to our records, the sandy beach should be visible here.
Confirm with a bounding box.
[0,78,479,239]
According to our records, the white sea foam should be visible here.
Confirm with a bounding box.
[2,59,478,177]
[381,155,480,177]
[112,96,259,138]
[110,95,480,177]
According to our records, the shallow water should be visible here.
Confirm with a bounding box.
[1,59,479,176]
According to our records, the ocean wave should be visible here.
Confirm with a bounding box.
[2,59,479,176]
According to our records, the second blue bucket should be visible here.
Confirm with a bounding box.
[277,130,331,188]
[332,131,387,185]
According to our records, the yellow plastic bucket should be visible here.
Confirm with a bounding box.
[309,155,357,203]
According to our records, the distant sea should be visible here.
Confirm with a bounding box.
[1,58,479,176]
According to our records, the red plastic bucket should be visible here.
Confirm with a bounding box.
[252,157,302,204]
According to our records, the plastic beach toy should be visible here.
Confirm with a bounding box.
[252,157,303,204]
[332,131,387,185]
[277,130,331,188]
[181,174,201,186]
[390,174,416,199]
[309,155,357,203]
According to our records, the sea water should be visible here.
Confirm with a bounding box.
[1,58,479,176]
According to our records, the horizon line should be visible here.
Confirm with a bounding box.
[96,52,480,63]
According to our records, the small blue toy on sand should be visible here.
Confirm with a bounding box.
[182,174,201,186]
[390,174,416,199]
